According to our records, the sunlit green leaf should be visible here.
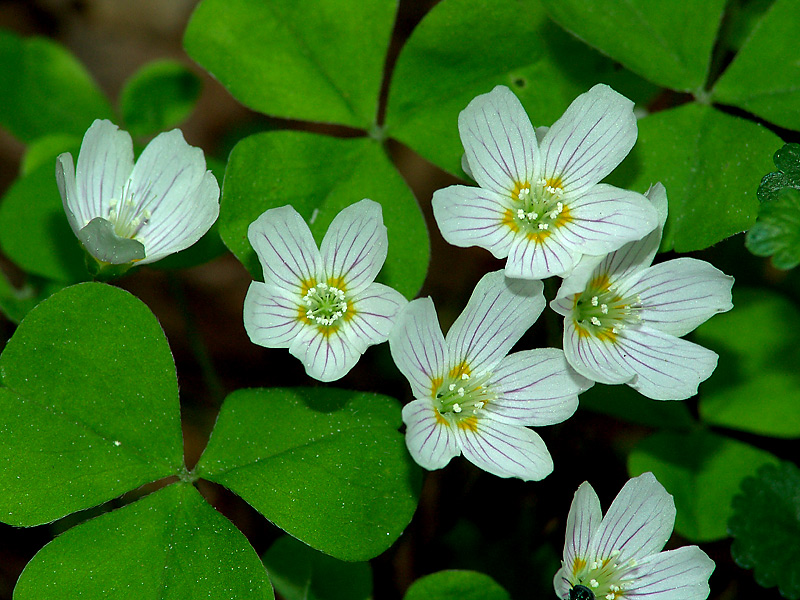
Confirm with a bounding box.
[404,570,510,600]
[262,535,371,600]
[220,131,429,299]
[119,60,202,139]
[628,430,779,541]
[184,0,395,128]
[729,461,800,600]
[712,0,800,132]
[21,133,81,175]
[13,483,274,600]
[696,288,800,438]
[195,387,422,561]
[0,283,184,525]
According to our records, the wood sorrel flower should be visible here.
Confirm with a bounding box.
[554,472,715,600]
[433,84,659,280]
[550,183,734,400]
[389,270,592,480]
[56,119,220,266]
[244,199,405,382]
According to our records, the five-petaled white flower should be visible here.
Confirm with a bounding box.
[244,199,406,382]
[433,84,659,280]
[550,183,734,400]
[56,119,220,266]
[389,270,592,480]
[554,472,715,600]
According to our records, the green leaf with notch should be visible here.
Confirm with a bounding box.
[0,283,184,525]
[195,387,422,561]
[183,0,395,129]
[404,570,510,600]
[541,0,726,92]
[13,483,274,600]
[712,0,800,132]
[220,131,429,299]
[628,429,779,542]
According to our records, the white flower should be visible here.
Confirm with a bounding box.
[433,84,659,280]
[55,119,220,265]
[389,270,592,480]
[554,472,715,600]
[550,183,734,400]
[244,199,406,382]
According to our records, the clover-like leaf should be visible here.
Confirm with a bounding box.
[220,131,429,299]
[756,143,800,204]
[628,430,779,542]
[729,461,800,600]
[195,388,422,561]
[0,271,63,324]
[13,483,274,600]
[746,188,800,270]
[0,283,184,525]
[403,570,510,600]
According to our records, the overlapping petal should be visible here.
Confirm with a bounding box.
[562,319,636,385]
[402,399,460,470]
[557,481,603,594]
[289,326,361,383]
[505,228,579,279]
[343,284,407,352]
[625,546,715,600]
[242,283,305,349]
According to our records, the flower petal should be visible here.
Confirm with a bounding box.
[55,152,80,233]
[562,318,636,385]
[628,258,734,338]
[73,119,134,228]
[243,282,305,348]
[505,229,580,279]
[389,298,447,400]
[455,417,553,481]
[320,199,387,295]
[248,205,323,295]
[432,185,518,259]
[624,546,715,600]
[562,482,603,585]
[289,327,361,382]
[458,85,539,195]
[445,270,544,373]
[402,398,460,471]
[540,84,637,197]
[591,472,675,567]
[488,348,592,426]
[342,283,406,352]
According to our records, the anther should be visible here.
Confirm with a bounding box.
[453,403,462,413]
[591,296,599,306]
[600,303,608,314]
[457,387,465,397]
[448,383,456,391]
[461,373,470,380]
[591,317,602,326]
[589,579,599,588]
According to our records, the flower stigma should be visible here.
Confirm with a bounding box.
[106,184,150,240]
[303,282,349,327]
[568,549,637,600]
[573,275,642,341]
[511,178,571,235]
[434,366,495,425]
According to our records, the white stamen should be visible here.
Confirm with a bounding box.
[449,383,456,391]
[517,209,525,219]
[600,303,609,314]
[591,296,599,306]
[538,223,549,230]
[461,373,470,380]
[453,403,462,413]
[457,387,465,397]
[591,317,602,326]
[590,579,599,588]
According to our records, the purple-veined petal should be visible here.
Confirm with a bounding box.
[553,566,572,600]
[402,398,461,471]
[320,199,387,296]
[591,472,676,567]
[445,270,544,373]
[56,152,80,233]
[432,185,518,259]
[540,84,637,197]
[553,254,608,303]
[488,348,592,426]
[614,326,719,400]
[243,282,305,349]
[562,482,603,585]
[562,318,636,385]
[455,417,553,480]
[389,298,447,400]
[73,119,134,228]
[289,326,361,382]
[341,283,406,353]
[458,85,539,195]
[559,184,659,258]
[504,227,581,279]
[628,258,734,338]
[624,546,714,600]
[248,205,323,296]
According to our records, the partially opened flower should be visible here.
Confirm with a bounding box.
[244,199,405,382]
[554,472,715,600]
[550,183,734,400]
[433,84,659,280]
[389,270,592,480]
[56,119,220,267]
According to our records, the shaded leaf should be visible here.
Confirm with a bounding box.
[578,382,696,431]
[404,570,510,600]
[746,188,800,269]
[0,271,63,324]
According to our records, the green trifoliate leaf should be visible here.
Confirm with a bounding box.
[712,0,800,132]
[13,483,274,600]
[221,131,429,299]
[263,535,372,600]
[403,571,511,600]
[729,461,800,600]
[119,60,202,139]
[195,388,422,561]
[608,102,781,252]
[184,0,395,129]
[0,283,184,525]
[695,288,800,438]
[746,188,800,269]
[541,0,726,92]
[757,143,800,204]
[628,430,779,542]
[0,29,113,143]
[385,0,658,176]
